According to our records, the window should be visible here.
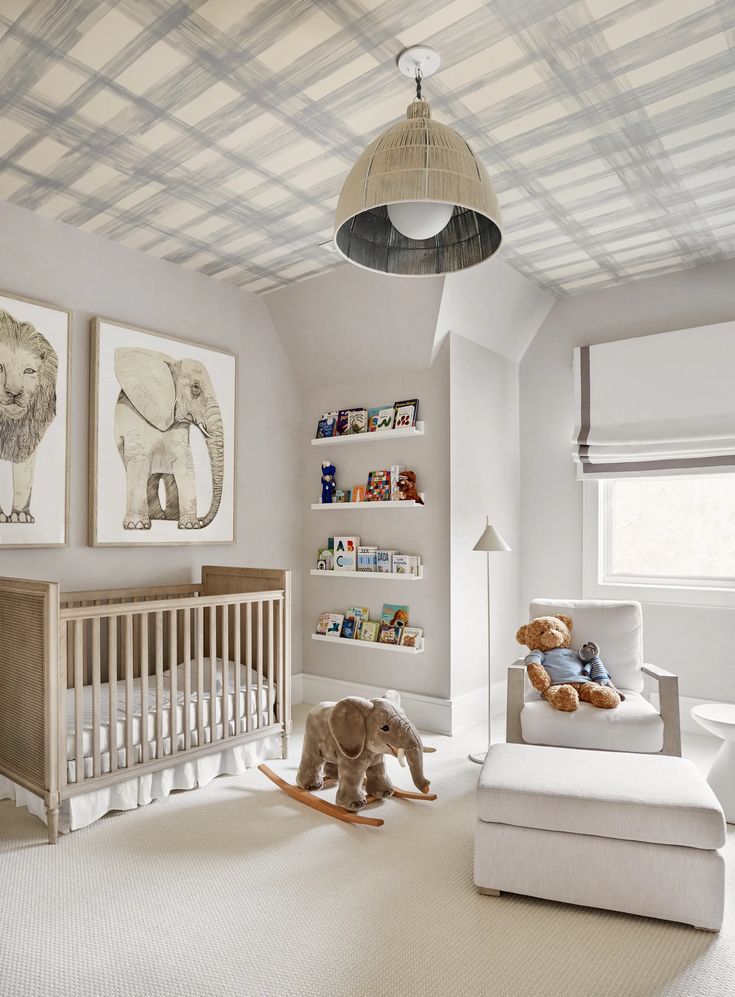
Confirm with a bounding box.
[583,475,735,606]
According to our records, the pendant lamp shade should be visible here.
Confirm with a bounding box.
[334,99,502,276]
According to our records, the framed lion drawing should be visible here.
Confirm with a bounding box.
[0,291,71,548]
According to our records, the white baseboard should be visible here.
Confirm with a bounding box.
[292,673,505,736]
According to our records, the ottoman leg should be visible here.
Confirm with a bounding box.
[476,887,501,896]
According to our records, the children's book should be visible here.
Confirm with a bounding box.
[390,464,401,501]
[325,613,344,637]
[368,407,382,432]
[316,612,331,635]
[375,549,396,572]
[346,606,369,623]
[316,413,337,438]
[366,469,390,501]
[400,627,423,648]
[352,485,366,503]
[375,407,395,431]
[393,398,418,429]
[336,409,360,435]
[378,622,402,645]
[341,617,357,640]
[357,546,378,572]
[392,554,410,574]
[408,555,421,576]
[359,621,379,642]
[345,408,368,434]
[333,536,359,571]
[381,604,409,627]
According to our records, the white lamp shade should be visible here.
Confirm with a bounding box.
[473,524,511,552]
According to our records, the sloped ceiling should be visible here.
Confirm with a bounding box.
[0,0,733,295]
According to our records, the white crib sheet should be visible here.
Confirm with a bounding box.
[65,657,274,770]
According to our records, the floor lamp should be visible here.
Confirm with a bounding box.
[469,517,511,765]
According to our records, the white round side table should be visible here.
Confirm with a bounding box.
[691,703,735,824]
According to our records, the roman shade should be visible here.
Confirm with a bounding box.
[573,321,735,478]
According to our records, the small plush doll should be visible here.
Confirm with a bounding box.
[397,470,424,504]
[516,615,623,713]
[321,462,337,504]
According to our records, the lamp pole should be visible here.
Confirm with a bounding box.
[469,517,510,765]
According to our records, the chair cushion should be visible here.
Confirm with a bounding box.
[530,599,644,693]
[477,743,726,850]
[521,690,663,753]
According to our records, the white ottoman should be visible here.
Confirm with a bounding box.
[475,743,726,931]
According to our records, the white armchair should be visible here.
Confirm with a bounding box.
[506,599,681,756]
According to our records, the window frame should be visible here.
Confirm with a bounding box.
[582,478,735,608]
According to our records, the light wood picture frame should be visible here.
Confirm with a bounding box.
[90,317,237,547]
[0,290,71,548]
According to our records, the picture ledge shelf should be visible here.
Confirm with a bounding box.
[311,633,424,654]
[310,569,423,581]
[311,422,424,446]
[311,497,425,510]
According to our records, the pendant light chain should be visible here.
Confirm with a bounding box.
[415,66,423,102]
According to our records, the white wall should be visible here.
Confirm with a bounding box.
[0,200,302,674]
[449,334,520,699]
[520,259,735,703]
[435,259,554,363]
[300,345,450,700]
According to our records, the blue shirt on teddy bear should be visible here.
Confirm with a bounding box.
[525,647,611,686]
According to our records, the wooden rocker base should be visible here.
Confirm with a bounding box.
[258,765,437,828]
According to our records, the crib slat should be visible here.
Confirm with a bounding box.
[233,603,241,736]
[277,595,284,727]
[196,606,204,748]
[125,614,134,769]
[140,613,149,764]
[59,622,68,789]
[92,618,101,777]
[257,601,263,730]
[169,609,177,757]
[221,604,229,741]
[155,611,164,760]
[209,605,216,745]
[245,602,253,734]
[108,616,118,773]
[268,599,274,722]
[183,607,192,751]
[74,620,84,785]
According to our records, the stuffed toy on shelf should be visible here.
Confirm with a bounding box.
[396,470,424,504]
[320,461,337,504]
[516,614,624,712]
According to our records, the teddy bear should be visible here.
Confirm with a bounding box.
[396,470,424,505]
[515,614,623,712]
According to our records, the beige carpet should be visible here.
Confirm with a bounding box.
[1,706,733,997]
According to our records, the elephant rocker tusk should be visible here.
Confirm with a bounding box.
[396,747,407,768]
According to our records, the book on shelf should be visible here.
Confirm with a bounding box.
[393,398,418,429]
[315,412,338,438]
[357,545,378,572]
[316,612,331,635]
[408,555,421,575]
[366,469,391,501]
[375,407,395,431]
[391,554,410,575]
[341,617,357,640]
[376,549,398,573]
[401,627,423,648]
[359,620,379,642]
[367,407,382,432]
[333,536,359,571]
[324,613,344,637]
[316,547,334,571]
[378,622,404,645]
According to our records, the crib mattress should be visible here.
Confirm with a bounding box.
[65,658,273,772]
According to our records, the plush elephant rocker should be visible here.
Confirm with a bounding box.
[297,692,431,811]
[516,614,624,713]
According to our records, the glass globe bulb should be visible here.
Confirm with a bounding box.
[387,200,454,240]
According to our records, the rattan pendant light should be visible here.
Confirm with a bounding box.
[334,46,502,276]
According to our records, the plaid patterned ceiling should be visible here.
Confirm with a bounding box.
[1,0,734,295]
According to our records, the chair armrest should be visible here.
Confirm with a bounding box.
[641,662,681,757]
[506,662,526,745]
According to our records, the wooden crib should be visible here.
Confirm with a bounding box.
[0,565,291,843]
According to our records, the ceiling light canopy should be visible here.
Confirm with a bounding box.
[334,46,502,277]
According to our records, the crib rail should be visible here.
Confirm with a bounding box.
[59,588,287,795]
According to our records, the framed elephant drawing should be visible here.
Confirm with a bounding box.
[90,318,237,546]
[0,290,71,548]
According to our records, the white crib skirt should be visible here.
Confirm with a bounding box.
[0,734,281,834]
